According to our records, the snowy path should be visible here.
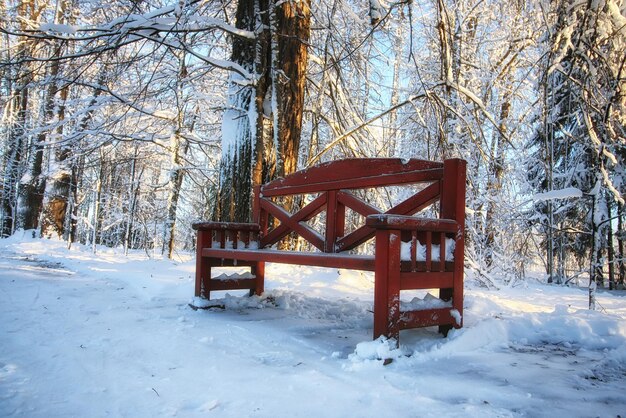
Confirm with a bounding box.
[1,236,625,417]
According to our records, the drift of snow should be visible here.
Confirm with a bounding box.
[1,232,625,417]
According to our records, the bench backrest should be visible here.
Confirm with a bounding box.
[253,158,466,253]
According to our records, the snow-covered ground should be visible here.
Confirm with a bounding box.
[1,231,625,417]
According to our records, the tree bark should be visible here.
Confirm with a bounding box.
[17,0,70,232]
[1,0,36,237]
[274,0,310,179]
[607,194,615,289]
[40,85,70,238]
[485,100,510,267]
[1,86,28,237]
[618,202,625,287]
[218,0,310,222]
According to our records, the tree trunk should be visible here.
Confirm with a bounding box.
[590,182,605,309]
[1,0,37,237]
[618,202,625,288]
[607,194,615,289]
[485,100,510,267]
[1,86,28,237]
[162,52,194,258]
[218,0,310,222]
[91,151,104,254]
[218,0,268,222]
[436,0,453,157]
[162,130,189,258]
[41,72,103,238]
[40,85,70,238]
[274,0,310,180]
[17,0,70,232]
[124,146,140,255]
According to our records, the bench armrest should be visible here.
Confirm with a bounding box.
[366,214,459,233]
[192,221,260,232]
[193,221,261,250]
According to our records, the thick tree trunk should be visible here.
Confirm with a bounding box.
[218,0,268,222]
[274,0,310,179]
[40,85,70,238]
[218,0,310,222]
[41,75,103,238]
[17,0,70,232]
[1,0,36,237]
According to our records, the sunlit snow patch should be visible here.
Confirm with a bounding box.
[348,336,409,363]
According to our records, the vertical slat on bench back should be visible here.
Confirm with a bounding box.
[325,190,346,252]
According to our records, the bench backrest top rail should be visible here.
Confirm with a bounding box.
[260,158,444,197]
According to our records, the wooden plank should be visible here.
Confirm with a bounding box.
[336,182,442,252]
[260,193,327,247]
[195,230,211,298]
[410,231,417,271]
[325,190,345,252]
[206,258,258,268]
[438,159,467,333]
[262,158,443,195]
[426,231,432,271]
[253,261,265,296]
[400,271,454,290]
[372,229,402,342]
[252,185,261,224]
[260,198,325,251]
[399,308,456,329]
[262,168,444,196]
[400,260,454,272]
[373,230,390,340]
[439,232,446,272]
[366,215,459,232]
[209,278,256,291]
[337,191,381,217]
[192,221,260,231]
[387,230,402,342]
[201,248,376,271]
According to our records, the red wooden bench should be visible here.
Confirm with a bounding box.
[192,158,466,344]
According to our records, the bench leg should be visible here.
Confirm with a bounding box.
[195,230,212,299]
[373,230,401,344]
[194,258,212,299]
[251,261,265,296]
[438,288,453,335]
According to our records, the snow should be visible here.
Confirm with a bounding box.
[401,293,452,311]
[39,23,77,34]
[400,239,456,261]
[533,187,583,201]
[1,232,626,417]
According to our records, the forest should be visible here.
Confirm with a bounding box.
[0,0,624,293]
